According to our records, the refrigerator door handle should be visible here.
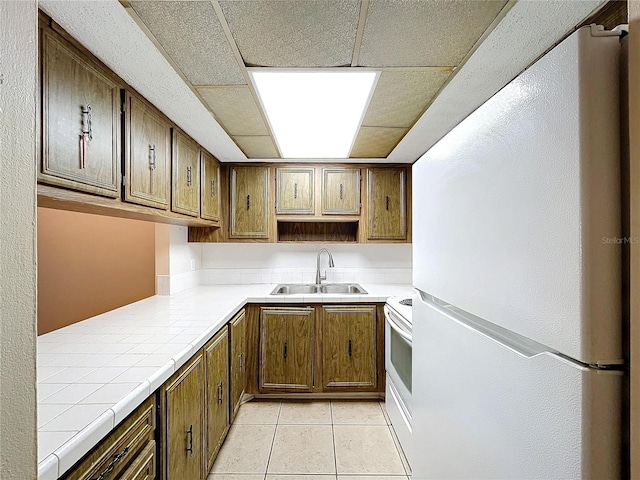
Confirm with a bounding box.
[417,290,580,364]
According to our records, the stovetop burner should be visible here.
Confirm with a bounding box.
[399,299,412,306]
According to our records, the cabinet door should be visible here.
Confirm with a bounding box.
[40,29,120,197]
[230,166,269,238]
[124,92,171,209]
[201,152,221,222]
[172,130,201,217]
[260,307,314,392]
[322,168,360,215]
[204,329,229,473]
[367,168,406,240]
[165,355,204,480]
[322,305,377,389]
[230,310,247,420]
[276,167,315,215]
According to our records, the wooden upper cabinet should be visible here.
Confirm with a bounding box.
[164,354,204,480]
[123,92,171,209]
[230,310,247,420]
[322,305,377,390]
[230,166,269,238]
[40,27,120,197]
[276,167,315,215]
[172,129,201,217]
[321,168,360,215]
[367,168,407,240]
[204,329,229,473]
[201,152,221,222]
[260,307,315,392]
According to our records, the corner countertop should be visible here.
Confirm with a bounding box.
[37,283,414,479]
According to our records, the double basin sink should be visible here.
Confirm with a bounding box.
[271,283,367,295]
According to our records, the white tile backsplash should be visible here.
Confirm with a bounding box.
[199,267,411,285]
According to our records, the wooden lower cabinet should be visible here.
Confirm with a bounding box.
[260,307,315,392]
[230,310,247,419]
[62,397,155,480]
[204,329,229,473]
[163,354,205,480]
[322,305,377,390]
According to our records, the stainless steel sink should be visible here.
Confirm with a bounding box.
[270,283,367,295]
[271,284,319,294]
[319,284,367,294]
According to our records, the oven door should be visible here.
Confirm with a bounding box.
[384,305,412,414]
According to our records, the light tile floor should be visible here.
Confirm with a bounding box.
[208,400,411,480]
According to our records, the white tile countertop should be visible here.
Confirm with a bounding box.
[36,283,414,479]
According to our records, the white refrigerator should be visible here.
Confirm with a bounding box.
[411,25,624,480]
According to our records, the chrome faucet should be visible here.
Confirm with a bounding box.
[315,248,335,285]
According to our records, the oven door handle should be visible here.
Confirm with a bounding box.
[385,306,412,345]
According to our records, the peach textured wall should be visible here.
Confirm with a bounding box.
[37,208,156,335]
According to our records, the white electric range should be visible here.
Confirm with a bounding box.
[384,294,414,468]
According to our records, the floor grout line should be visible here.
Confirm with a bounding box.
[263,400,282,479]
[330,400,339,478]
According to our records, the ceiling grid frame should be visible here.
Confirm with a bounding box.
[351,0,370,67]
[122,1,248,154]
[210,0,282,158]
[120,0,531,162]
[384,0,518,160]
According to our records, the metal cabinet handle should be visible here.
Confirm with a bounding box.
[339,183,343,200]
[91,446,129,480]
[385,196,389,211]
[349,339,352,357]
[186,425,194,456]
[80,104,92,169]
[211,179,216,197]
[149,144,156,170]
[247,194,251,210]
[187,166,192,186]
[239,352,244,371]
[217,382,223,404]
[81,104,93,141]
[284,342,287,360]
[294,183,298,199]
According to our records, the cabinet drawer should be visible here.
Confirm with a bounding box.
[63,397,155,480]
[119,441,156,480]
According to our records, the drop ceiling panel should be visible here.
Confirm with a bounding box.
[219,0,361,67]
[359,0,507,67]
[350,127,407,158]
[197,87,269,136]
[233,136,280,158]
[363,70,452,128]
[130,1,245,85]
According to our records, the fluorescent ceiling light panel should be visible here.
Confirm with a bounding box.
[250,70,378,158]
